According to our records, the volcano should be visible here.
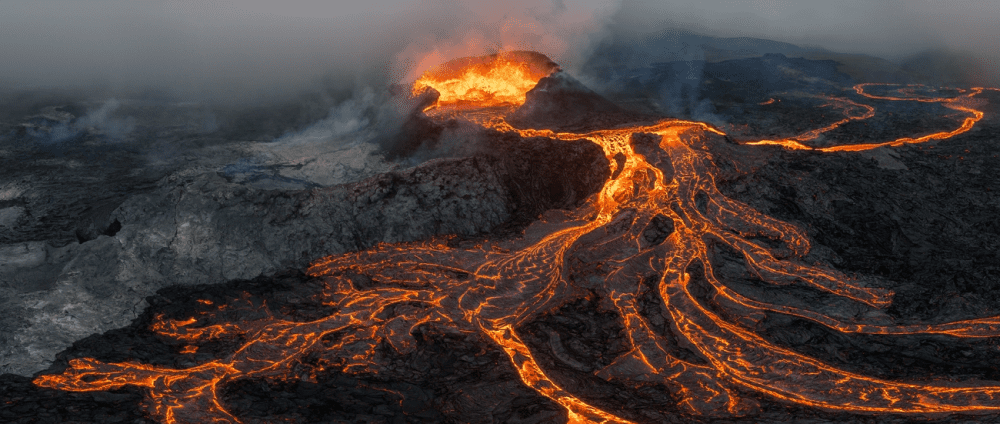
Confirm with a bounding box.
[3,49,1000,424]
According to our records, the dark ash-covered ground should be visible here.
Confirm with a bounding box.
[2,44,1000,423]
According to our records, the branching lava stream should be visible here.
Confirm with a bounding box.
[34,52,1000,423]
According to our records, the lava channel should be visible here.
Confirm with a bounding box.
[34,52,1000,423]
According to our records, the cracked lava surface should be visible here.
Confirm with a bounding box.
[33,51,1000,423]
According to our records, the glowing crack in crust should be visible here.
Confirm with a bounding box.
[34,54,1000,423]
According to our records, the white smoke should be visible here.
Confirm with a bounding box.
[235,89,398,187]
[0,1,619,104]
[28,99,135,144]
[3,0,997,101]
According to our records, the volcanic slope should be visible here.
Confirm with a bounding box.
[4,51,1000,423]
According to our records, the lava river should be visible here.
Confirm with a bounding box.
[33,52,1000,423]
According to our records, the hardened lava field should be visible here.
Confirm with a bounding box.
[8,51,1000,424]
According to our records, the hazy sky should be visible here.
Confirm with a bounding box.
[612,0,999,60]
[1,0,996,101]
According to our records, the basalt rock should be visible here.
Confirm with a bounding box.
[508,71,650,132]
[0,133,607,377]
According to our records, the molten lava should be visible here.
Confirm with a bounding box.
[746,83,987,152]
[34,52,1000,423]
[412,51,559,111]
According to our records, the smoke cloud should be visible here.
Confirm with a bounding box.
[3,1,996,102]
[20,99,136,144]
[0,0,615,104]
[2,0,997,151]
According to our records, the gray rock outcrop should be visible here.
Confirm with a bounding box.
[0,134,608,376]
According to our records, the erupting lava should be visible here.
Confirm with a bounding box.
[412,51,559,111]
[34,53,1000,423]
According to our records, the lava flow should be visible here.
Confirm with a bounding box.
[745,83,988,151]
[34,52,1000,423]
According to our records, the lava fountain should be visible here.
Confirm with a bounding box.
[34,52,1000,423]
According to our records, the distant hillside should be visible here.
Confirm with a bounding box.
[582,29,996,88]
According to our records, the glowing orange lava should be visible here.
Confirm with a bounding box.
[412,50,558,111]
[745,83,988,151]
[34,54,1000,423]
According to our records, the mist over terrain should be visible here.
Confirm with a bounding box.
[1,0,996,209]
[0,0,994,147]
[3,1,998,93]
